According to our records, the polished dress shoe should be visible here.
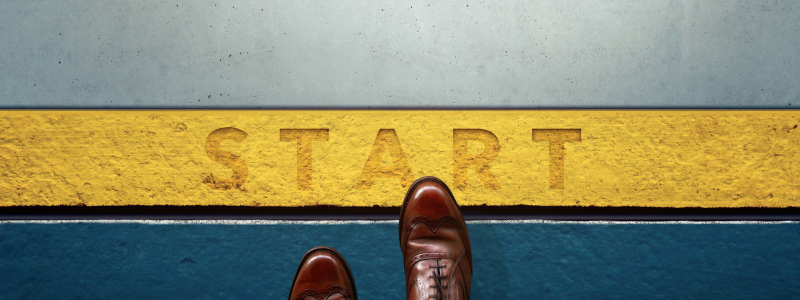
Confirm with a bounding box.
[400,176,472,300]
[288,246,357,300]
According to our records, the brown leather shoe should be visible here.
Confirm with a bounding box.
[288,246,357,300]
[400,176,472,300]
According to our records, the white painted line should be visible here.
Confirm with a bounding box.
[469,220,799,225]
[0,220,796,225]
[0,220,397,225]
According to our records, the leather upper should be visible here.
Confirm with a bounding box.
[400,177,472,300]
[289,247,357,300]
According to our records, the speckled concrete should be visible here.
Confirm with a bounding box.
[1,221,798,299]
[3,111,800,208]
[2,0,798,108]
[2,2,799,298]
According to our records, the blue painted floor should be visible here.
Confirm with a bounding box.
[1,221,798,299]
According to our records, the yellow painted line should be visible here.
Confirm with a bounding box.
[0,110,798,208]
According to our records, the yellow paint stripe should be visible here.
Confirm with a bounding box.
[1,110,799,208]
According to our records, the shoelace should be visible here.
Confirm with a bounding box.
[427,251,466,300]
[428,260,447,300]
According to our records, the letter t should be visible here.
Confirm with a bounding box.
[532,129,581,189]
[280,129,330,190]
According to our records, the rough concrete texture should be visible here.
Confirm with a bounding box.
[2,111,799,207]
[1,1,798,108]
[1,222,798,299]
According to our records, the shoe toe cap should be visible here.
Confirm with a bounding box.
[405,181,460,218]
[290,247,355,300]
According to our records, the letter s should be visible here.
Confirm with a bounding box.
[202,127,248,190]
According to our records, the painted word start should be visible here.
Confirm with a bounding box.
[203,128,581,191]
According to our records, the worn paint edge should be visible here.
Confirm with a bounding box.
[3,110,800,207]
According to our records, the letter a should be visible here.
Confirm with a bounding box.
[355,129,414,189]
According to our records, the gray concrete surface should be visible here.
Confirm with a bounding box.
[1,0,798,108]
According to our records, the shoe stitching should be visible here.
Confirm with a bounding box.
[429,259,447,300]
[444,250,467,300]
[296,285,348,300]
[407,253,454,279]
[402,215,471,267]
[414,250,467,300]
[399,176,472,299]
[398,177,470,262]
[289,248,357,300]
[399,176,457,246]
